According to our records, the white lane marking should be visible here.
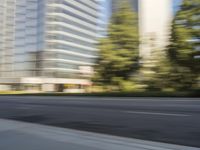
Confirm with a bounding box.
[124,111,191,117]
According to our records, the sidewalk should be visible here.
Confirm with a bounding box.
[0,119,199,150]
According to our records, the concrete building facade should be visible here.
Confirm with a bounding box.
[139,0,173,59]
[0,0,100,91]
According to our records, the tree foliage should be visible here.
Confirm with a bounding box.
[167,0,200,90]
[168,0,200,72]
[94,0,139,86]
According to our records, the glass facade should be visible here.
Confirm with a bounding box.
[0,0,100,80]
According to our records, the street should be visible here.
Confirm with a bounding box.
[0,96,200,148]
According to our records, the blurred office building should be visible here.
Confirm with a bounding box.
[139,0,173,60]
[0,0,100,92]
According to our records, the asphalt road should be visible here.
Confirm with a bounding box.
[0,96,200,148]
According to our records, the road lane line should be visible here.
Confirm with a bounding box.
[124,111,191,117]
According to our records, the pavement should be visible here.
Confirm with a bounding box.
[0,96,200,148]
[0,119,199,150]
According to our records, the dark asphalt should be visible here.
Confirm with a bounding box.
[0,96,200,148]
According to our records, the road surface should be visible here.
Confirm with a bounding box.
[0,96,200,147]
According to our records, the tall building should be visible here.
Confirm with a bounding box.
[139,0,173,59]
[0,0,100,91]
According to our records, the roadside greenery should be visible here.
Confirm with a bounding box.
[93,0,139,90]
[167,0,200,90]
[93,0,200,93]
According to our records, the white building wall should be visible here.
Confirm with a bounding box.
[139,0,173,59]
[43,0,100,78]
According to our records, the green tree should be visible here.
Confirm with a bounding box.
[93,0,139,88]
[168,0,200,90]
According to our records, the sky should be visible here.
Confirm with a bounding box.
[100,0,183,23]
[174,0,182,6]
[101,0,183,12]
[173,0,182,12]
